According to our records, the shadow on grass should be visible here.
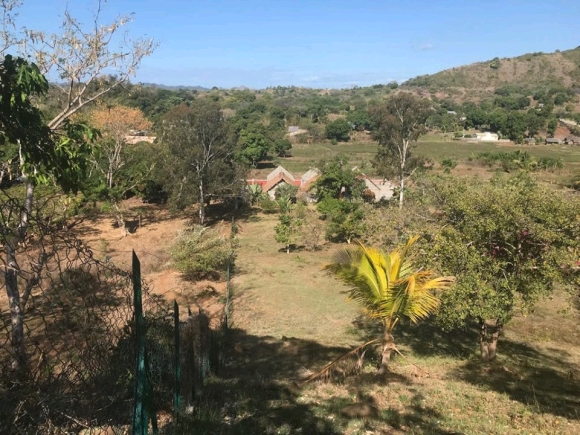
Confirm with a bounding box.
[164,329,464,435]
[451,339,580,420]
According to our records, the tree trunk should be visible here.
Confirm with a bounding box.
[378,331,396,374]
[479,319,501,362]
[5,176,34,373]
[398,173,404,209]
[199,180,205,225]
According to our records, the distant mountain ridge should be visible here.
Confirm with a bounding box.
[138,82,210,91]
[402,46,580,94]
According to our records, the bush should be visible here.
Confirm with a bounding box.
[170,225,235,280]
[259,196,280,213]
[325,119,351,142]
[441,158,458,173]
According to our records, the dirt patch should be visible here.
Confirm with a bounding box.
[75,198,228,322]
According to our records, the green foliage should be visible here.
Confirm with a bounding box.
[274,183,298,201]
[472,150,562,172]
[273,138,292,157]
[423,174,580,332]
[247,183,265,205]
[326,236,454,330]
[0,55,97,192]
[547,118,558,137]
[170,225,235,280]
[258,196,280,214]
[236,124,272,167]
[346,109,371,131]
[317,197,365,244]
[274,211,302,253]
[489,57,501,69]
[312,154,365,201]
[370,93,431,207]
[440,158,457,173]
[159,100,242,220]
[325,118,351,142]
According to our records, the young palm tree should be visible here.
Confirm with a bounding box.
[326,236,454,373]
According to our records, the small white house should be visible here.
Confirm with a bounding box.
[475,132,499,142]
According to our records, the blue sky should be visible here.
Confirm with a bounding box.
[14,0,580,88]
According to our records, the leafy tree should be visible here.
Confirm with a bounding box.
[317,198,365,244]
[273,138,292,157]
[547,118,558,137]
[346,109,371,131]
[89,105,152,190]
[425,175,580,361]
[160,101,240,224]
[487,108,507,133]
[325,118,351,142]
[312,155,365,201]
[526,111,545,137]
[0,54,97,371]
[274,211,302,253]
[503,112,527,143]
[325,236,454,373]
[370,93,431,208]
[236,124,272,167]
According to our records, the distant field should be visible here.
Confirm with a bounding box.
[258,138,580,180]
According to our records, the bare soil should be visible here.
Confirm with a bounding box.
[76,197,227,322]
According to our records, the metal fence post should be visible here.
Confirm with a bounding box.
[132,251,159,435]
[132,251,148,435]
[173,300,181,418]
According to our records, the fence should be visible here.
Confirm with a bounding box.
[0,219,231,434]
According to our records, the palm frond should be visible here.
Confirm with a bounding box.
[326,236,455,328]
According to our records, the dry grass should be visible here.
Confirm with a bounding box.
[168,204,580,435]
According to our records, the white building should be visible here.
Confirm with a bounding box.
[475,132,499,141]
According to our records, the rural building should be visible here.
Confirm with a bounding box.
[545,138,562,145]
[524,138,536,145]
[361,177,394,201]
[564,136,580,145]
[474,132,499,141]
[246,166,394,202]
[247,166,318,199]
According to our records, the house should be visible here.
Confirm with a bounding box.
[361,177,394,201]
[247,166,318,199]
[475,132,499,141]
[524,138,536,145]
[545,138,562,145]
[564,136,580,145]
[246,166,394,203]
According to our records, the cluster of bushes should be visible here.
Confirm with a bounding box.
[471,151,563,172]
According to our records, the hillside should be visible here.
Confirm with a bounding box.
[403,46,580,97]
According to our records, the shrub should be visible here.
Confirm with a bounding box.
[441,158,458,173]
[170,225,235,280]
[259,196,280,213]
[325,118,351,142]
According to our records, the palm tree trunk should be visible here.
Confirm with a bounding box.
[378,330,396,374]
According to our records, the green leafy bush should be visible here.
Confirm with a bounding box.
[170,225,235,280]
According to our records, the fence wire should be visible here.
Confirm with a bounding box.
[0,196,173,434]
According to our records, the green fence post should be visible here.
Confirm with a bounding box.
[173,300,181,419]
[132,251,148,435]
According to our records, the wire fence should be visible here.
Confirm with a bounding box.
[0,200,233,434]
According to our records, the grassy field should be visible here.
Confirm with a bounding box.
[171,211,580,435]
[252,138,580,183]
